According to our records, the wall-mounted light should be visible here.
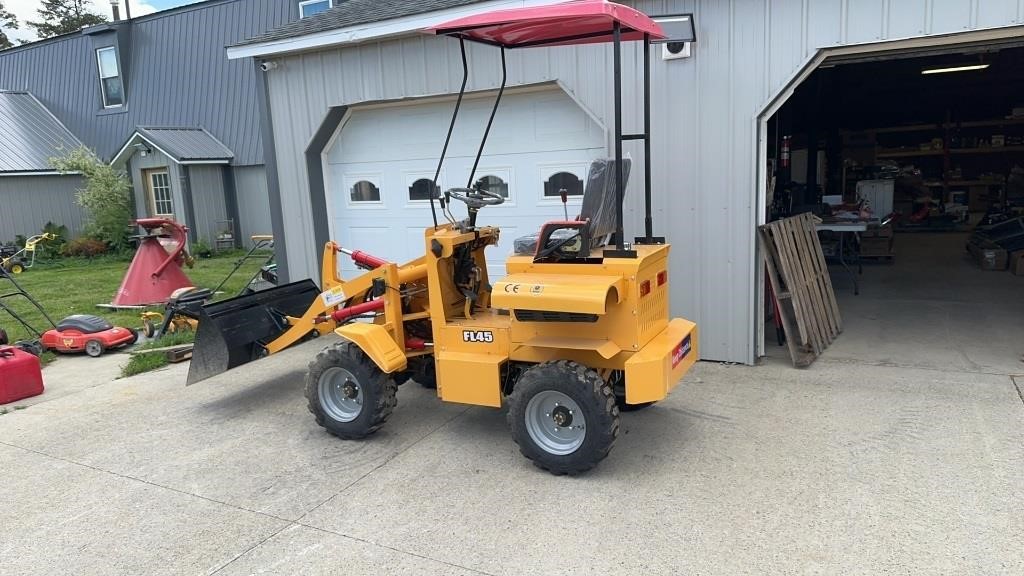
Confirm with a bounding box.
[651,14,696,61]
[132,142,151,157]
[921,63,989,75]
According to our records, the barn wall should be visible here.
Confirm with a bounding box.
[0,175,88,241]
[233,165,274,241]
[188,165,229,244]
[263,0,1024,363]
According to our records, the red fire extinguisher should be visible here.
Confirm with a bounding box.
[780,135,791,168]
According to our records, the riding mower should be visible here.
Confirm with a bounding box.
[188,1,698,474]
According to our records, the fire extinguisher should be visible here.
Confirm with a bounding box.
[780,135,791,168]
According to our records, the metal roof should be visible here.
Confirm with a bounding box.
[135,126,234,163]
[233,0,485,47]
[0,91,85,174]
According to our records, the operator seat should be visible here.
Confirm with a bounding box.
[513,158,632,259]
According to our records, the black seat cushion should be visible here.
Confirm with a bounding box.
[56,314,113,334]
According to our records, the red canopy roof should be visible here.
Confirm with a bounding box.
[425,0,665,48]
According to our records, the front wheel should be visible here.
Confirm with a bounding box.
[85,339,104,357]
[305,341,397,439]
[507,361,619,475]
[9,262,24,274]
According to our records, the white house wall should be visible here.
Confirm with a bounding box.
[264,0,1024,364]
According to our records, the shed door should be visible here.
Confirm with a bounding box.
[325,88,606,279]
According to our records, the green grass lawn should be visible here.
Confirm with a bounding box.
[0,250,271,346]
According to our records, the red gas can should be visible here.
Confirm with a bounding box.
[0,346,44,404]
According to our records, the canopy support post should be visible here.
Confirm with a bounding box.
[431,38,469,228]
[605,20,636,258]
[468,46,506,188]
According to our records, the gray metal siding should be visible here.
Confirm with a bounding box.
[0,175,88,240]
[233,165,273,241]
[188,165,229,243]
[0,0,294,165]
[263,0,1024,364]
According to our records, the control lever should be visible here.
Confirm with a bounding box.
[559,188,569,220]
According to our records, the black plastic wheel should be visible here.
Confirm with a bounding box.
[507,360,619,475]
[305,341,397,440]
[142,319,157,339]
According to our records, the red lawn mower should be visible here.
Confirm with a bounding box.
[0,267,137,357]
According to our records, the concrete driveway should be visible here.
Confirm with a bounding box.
[1,337,1022,575]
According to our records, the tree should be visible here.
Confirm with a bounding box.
[0,2,17,50]
[26,0,106,40]
[51,146,134,252]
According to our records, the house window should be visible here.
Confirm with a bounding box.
[299,0,330,18]
[350,180,381,202]
[474,175,509,198]
[544,171,584,197]
[408,178,439,201]
[96,47,124,108]
[147,170,174,216]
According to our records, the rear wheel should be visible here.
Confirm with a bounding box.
[305,341,397,439]
[142,319,157,339]
[507,361,619,475]
[85,339,104,357]
[9,262,24,274]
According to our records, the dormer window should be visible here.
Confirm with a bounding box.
[299,0,331,18]
[96,47,123,108]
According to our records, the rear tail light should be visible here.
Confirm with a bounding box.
[639,280,651,297]
[657,270,667,286]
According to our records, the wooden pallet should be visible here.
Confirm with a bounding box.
[759,213,843,367]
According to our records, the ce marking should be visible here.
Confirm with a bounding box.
[504,283,521,293]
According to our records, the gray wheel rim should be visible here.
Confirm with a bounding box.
[318,366,364,423]
[524,390,586,456]
[85,341,102,356]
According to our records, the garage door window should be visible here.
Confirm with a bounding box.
[474,175,509,198]
[544,171,584,197]
[408,178,439,201]
[350,180,381,202]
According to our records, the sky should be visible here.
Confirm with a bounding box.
[3,0,203,44]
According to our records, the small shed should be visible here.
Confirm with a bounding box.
[0,90,88,242]
[111,126,243,246]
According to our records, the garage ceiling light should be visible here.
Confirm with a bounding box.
[921,64,990,75]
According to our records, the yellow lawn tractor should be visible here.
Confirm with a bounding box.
[188,1,698,474]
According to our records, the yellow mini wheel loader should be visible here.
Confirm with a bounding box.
[188,1,698,475]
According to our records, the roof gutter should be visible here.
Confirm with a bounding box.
[226,0,563,60]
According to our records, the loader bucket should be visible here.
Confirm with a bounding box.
[186,279,321,385]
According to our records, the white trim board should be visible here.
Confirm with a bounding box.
[226,0,565,60]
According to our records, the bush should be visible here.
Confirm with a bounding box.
[51,146,133,253]
[192,238,213,258]
[62,237,108,258]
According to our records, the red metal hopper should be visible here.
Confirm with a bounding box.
[112,218,194,306]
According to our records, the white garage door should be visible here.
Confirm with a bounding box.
[325,88,606,279]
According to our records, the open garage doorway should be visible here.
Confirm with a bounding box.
[760,39,1024,374]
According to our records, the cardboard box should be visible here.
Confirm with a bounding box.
[861,224,894,238]
[968,186,992,211]
[968,241,1008,270]
[1011,250,1024,276]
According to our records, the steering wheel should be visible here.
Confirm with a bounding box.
[446,187,505,209]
